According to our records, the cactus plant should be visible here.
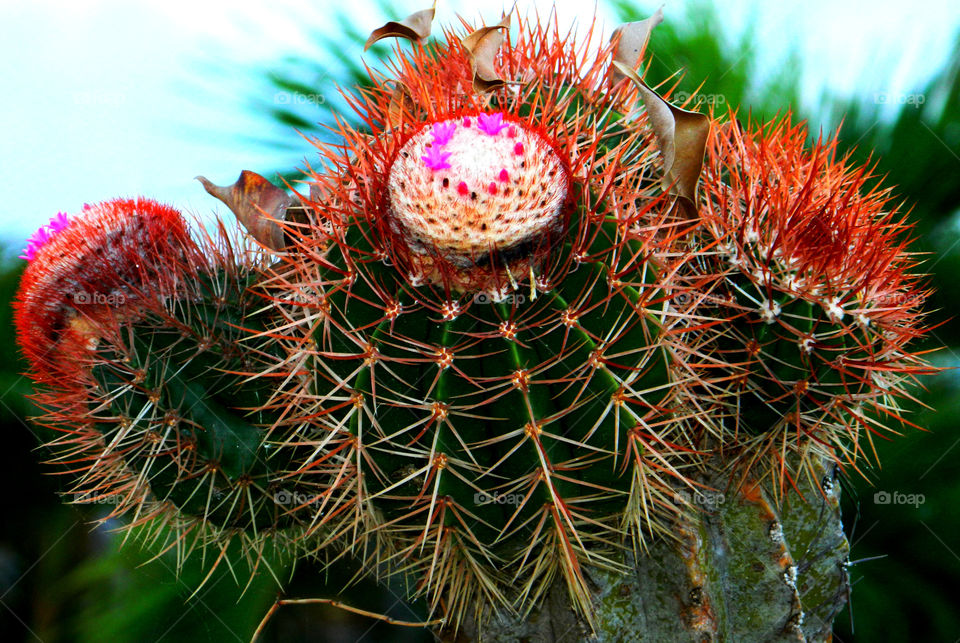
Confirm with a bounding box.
[13,8,934,642]
[668,116,934,493]
[14,199,314,573]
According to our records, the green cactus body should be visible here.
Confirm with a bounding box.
[84,273,287,533]
[466,458,849,642]
[24,217,314,565]
[682,268,875,437]
[669,117,931,489]
[269,190,681,618]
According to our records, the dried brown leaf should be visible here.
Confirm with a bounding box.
[364,3,436,51]
[387,80,418,128]
[614,63,710,213]
[609,7,664,85]
[196,171,291,250]
[461,13,511,93]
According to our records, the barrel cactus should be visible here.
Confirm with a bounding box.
[13,7,934,642]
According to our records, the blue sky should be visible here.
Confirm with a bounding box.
[2,0,958,256]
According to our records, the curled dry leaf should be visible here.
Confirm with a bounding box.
[196,171,291,250]
[364,2,436,51]
[461,13,511,93]
[609,6,664,85]
[613,62,710,214]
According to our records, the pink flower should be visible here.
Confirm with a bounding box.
[19,212,72,261]
[18,245,37,262]
[421,146,452,171]
[19,226,52,262]
[431,122,456,146]
[478,112,508,136]
[48,212,70,234]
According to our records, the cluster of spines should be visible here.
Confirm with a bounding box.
[17,204,316,579]
[264,209,694,625]
[247,16,712,629]
[667,114,934,491]
[14,198,192,381]
[335,13,670,297]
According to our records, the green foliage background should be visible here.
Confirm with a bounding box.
[1,2,957,641]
